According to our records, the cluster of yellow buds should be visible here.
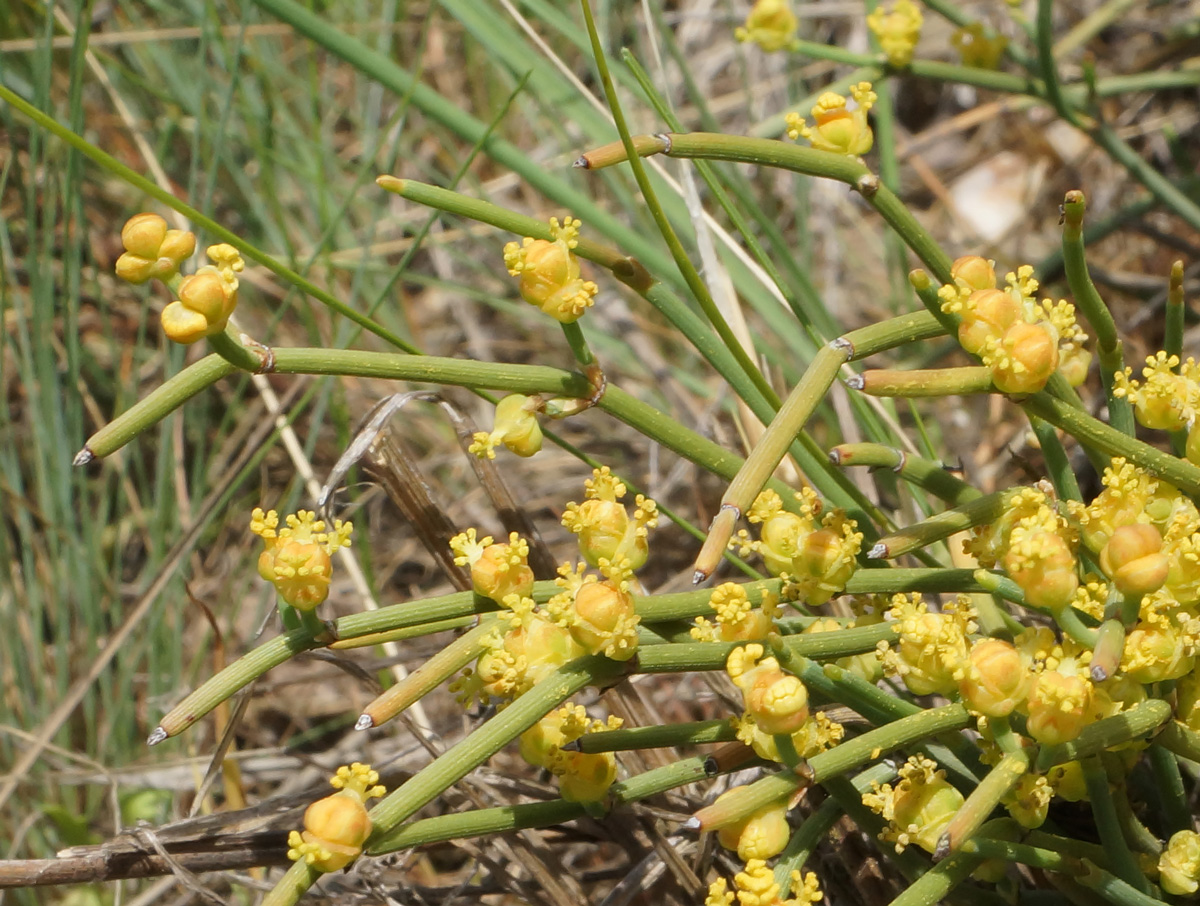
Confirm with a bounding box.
[287,763,385,872]
[561,467,658,575]
[250,508,353,611]
[727,643,844,762]
[1161,830,1200,895]
[863,756,963,854]
[951,23,1009,69]
[116,213,196,284]
[877,593,975,696]
[734,0,799,53]
[691,583,781,643]
[1114,352,1200,463]
[705,860,822,906]
[939,257,1089,393]
[867,0,923,67]
[735,489,862,605]
[503,216,597,324]
[519,703,622,803]
[785,83,877,156]
[469,394,544,459]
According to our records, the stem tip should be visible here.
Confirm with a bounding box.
[73,446,95,466]
[146,727,167,746]
[355,714,374,731]
[868,542,888,560]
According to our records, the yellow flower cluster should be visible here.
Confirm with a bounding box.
[287,763,385,872]
[1114,352,1200,463]
[863,755,963,854]
[785,83,877,156]
[470,394,544,459]
[520,703,623,803]
[734,0,799,53]
[705,860,822,906]
[735,489,862,605]
[691,583,781,643]
[877,593,975,696]
[504,216,597,323]
[939,257,1089,393]
[561,466,658,576]
[726,643,844,763]
[867,0,923,67]
[250,508,353,611]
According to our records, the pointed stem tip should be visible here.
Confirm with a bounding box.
[355,714,374,731]
[146,727,167,746]
[868,542,888,559]
[73,446,95,466]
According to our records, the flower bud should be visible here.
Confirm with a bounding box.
[713,792,790,861]
[863,755,964,855]
[1003,774,1051,829]
[959,638,1031,717]
[951,23,1009,70]
[503,217,597,323]
[950,255,997,292]
[569,581,639,661]
[789,515,862,606]
[1100,523,1168,597]
[727,644,809,735]
[1002,529,1078,612]
[287,763,385,873]
[734,0,798,53]
[161,267,238,345]
[251,508,353,611]
[556,750,618,804]
[1160,830,1200,896]
[990,321,1059,395]
[115,213,196,284]
[957,288,1020,354]
[468,394,543,459]
[1025,670,1095,745]
[880,594,972,697]
[450,530,535,603]
[1046,760,1089,802]
[1121,621,1195,683]
[757,511,808,576]
[785,82,876,156]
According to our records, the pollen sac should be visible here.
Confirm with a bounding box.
[503,217,597,323]
[115,212,196,284]
[286,763,385,873]
[251,508,353,611]
[1100,523,1168,597]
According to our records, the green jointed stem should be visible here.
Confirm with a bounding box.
[830,443,982,505]
[370,753,715,854]
[366,655,624,832]
[960,837,1079,873]
[1036,0,1080,129]
[1022,391,1200,497]
[1061,191,1133,435]
[1153,718,1200,762]
[152,627,320,742]
[1081,755,1151,893]
[937,750,1031,857]
[1034,699,1172,772]
[852,366,993,397]
[654,133,955,283]
[694,342,851,578]
[208,327,270,373]
[79,354,237,461]
[329,615,477,649]
[892,821,1022,906]
[772,763,896,889]
[578,0,779,412]
[1027,416,1084,503]
[869,490,1014,560]
[576,719,734,753]
[1146,744,1191,835]
[1166,261,1186,366]
[840,311,947,359]
[359,619,499,729]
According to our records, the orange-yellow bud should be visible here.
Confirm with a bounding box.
[287,763,384,873]
[713,793,790,860]
[785,83,876,156]
[1100,523,1168,597]
[950,256,997,292]
[959,638,1031,717]
[570,581,639,661]
[503,218,597,323]
[734,0,798,53]
[473,543,536,602]
[863,755,964,855]
[251,508,352,612]
[951,23,1009,70]
[161,268,237,344]
[1002,530,1078,612]
[990,321,1059,395]
[727,644,810,735]
[957,288,1020,354]
[116,213,196,285]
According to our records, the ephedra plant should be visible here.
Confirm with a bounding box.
[5,0,1200,904]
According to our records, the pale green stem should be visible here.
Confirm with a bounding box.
[1028,415,1084,502]
[1167,261,1187,457]
[1153,719,1200,762]
[1061,191,1133,435]
[1147,744,1191,834]
[840,310,947,358]
[936,749,1031,857]
[868,490,1014,560]
[850,366,994,397]
[959,837,1080,874]
[1081,755,1151,893]
[829,443,982,506]
[693,342,850,581]
[1034,699,1172,771]
[329,615,477,649]
[575,719,734,753]
[891,821,1022,906]
[358,619,499,730]
[1023,390,1200,497]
